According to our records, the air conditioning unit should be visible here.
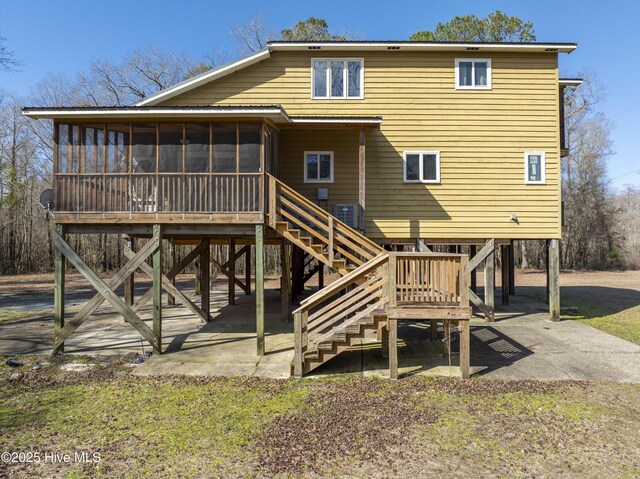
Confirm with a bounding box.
[333,204,358,229]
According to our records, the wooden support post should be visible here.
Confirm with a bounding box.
[124,236,135,307]
[358,127,366,233]
[293,310,307,378]
[548,239,560,322]
[501,245,510,305]
[545,240,550,304]
[53,224,66,354]
[430,320,438,341]
[201,238,211,322]
[509,240,515,295]
[152,224,163,354]
[469,245,477,293]
[484,248,495,321]
[389,319,398,380]
[167,239,176,305]
[256,224,265,356]
[245,244,251,295]
[228,238,236,306]
[194,258,201,296]
[292,245,304,300]
[380,323,389,358]
[281,242,291,320]
[459,320,470,379]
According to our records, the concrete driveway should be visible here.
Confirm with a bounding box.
[1,285,639,382]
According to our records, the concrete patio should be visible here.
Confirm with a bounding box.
[1,282,639,382]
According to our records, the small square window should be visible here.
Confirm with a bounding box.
[404,151,440,183]
[524,151,546,184]
[304,151,334,183]
[455,58,492,90]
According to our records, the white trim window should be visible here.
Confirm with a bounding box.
[304,151,334,183]
[455,58,492,90]
[311,59,364,99]
[403,151,440,183]
[524,151,546,184]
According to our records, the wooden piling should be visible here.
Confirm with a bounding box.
[484,247,495,321]
[256,224,265,356]
[201,238,211,322]
[548,239,560,322]
[53,224,66,354]
[152,224,162,354]
[124,236,135,307]
[228,238,236,306]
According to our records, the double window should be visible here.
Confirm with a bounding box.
[312,59,363,99]
[304,151,333,183]
[524,151,546,184]
[403,151,440,183]
[455,58,492,90]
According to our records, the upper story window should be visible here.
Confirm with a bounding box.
[524,151,546,184]
[312,59,363,99]
[455,58,492,90]
[403,151,440,184]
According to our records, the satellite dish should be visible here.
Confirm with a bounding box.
[39,189,53,210]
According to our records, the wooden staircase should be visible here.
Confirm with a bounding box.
[265,174,383,277]
[265,174,470,377]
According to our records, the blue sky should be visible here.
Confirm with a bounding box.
[0,0,638,188]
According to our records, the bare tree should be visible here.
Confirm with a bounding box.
[76,46,196,105]
[230,13,274,53]
[0,34,20,71]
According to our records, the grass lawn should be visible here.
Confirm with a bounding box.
[1,356,639,479]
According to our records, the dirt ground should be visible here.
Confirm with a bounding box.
[1,356,639,479]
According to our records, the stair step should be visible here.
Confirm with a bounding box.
[331,259,346,269]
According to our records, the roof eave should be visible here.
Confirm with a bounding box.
[134,49,271,107]
[21,106,290,122]
[268,41,577,53]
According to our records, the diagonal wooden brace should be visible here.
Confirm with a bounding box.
[468,238,495,272]
[124,247,209,322]
[53,236,159,349]
[52,231,160,352]
[130,240,208,314]
[467,238,496,320]
[212,257,249,294]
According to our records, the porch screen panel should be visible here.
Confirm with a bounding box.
[238,124,260,172]
[56,123,69,173]
[185,123,210,173]
[81,125,104,174]
[212,124,236,211]
[212,124,236,173]
[107,124,130,173]
[158,124,183,173]
[131,124,156,173]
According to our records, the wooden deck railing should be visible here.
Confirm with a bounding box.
[266,173,383,267]
[54,172,263,214]
[389,252,469,307]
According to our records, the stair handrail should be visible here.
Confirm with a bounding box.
[297,252,389,310]
[266,173,383,265]
[293,252,390,377]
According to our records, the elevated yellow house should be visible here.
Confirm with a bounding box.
[24,41,579,378]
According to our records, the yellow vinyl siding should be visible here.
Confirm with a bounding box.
[279,129,359,210]
[160,51,561,240]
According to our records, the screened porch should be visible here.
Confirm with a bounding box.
[52,121,277,222]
